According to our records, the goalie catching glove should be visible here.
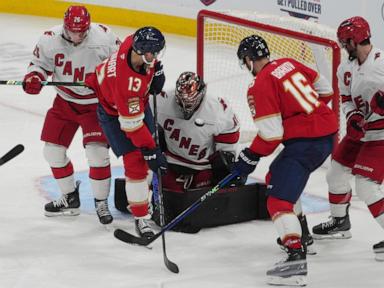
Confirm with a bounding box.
[232,148,260,177]
[142,146,168,175]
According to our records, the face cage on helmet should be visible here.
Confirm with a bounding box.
[175,86,206,120]
[63,27,89,44]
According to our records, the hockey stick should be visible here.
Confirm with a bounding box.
[114,172,239,246]
[0,144,24,166]
[151,93,179,273]
[0,80,85,87]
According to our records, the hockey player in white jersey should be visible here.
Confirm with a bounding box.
[312,16,384,261]
[155,71,240,192]
[22,5,120,224]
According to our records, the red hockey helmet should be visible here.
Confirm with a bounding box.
[64,6,91,33]
[337,16,370,45]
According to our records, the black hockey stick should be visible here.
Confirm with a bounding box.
[0,144,24,166]
[114,172,239,246]
[152,93,179,273]
[0,80,85,87]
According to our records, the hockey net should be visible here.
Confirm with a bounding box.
[197,10,343,144]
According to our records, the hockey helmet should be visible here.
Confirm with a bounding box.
[237,35,270,63]
[132,26,165,55]
[64,6,90,33]
[175,72,206,120]
[337,16,371,46]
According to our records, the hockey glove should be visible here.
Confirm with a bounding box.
[371,90,384,116]
[232,148,260,177]
[22,72,44,95]
[149,61,165,95]
[346,110,364,140]
[142,147,168,175]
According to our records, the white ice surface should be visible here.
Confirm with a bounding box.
[0,13,383,288]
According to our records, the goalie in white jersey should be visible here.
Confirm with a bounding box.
[312,16,384,261]
[155,71,240,192]
[22,5,120,224]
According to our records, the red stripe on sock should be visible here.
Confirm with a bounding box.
[51,162,74,179]
[368,198,384,218]
[130,203,149,218]
[89,165,111,180]
[329,191,352,204]
[282,235,302,249]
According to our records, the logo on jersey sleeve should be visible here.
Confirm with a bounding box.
[128,97,140,114]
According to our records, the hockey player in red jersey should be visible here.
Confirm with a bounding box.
[85,26,167,238]
[312,16,384,261]
[233,35,338,286]
[22,6,120,224]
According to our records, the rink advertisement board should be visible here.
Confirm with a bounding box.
[1,0,384,47]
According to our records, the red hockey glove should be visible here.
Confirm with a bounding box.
[346,110,364,140]
[371,90,384,116]
[22,72,44,95]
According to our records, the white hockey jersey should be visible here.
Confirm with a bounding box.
[338,47,384,141]
[27,23,120,105]
[155,91,240,170]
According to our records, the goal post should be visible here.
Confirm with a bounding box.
[196,10,342,143]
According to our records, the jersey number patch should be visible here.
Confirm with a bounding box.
[283,72,320,114]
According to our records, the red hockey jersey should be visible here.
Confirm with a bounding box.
[247,58,338,156]
[86,35,156,149]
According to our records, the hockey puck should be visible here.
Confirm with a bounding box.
[194,118,205,127]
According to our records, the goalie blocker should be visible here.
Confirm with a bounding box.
[114,178,269,233]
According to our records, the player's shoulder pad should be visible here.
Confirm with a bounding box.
[92,23,111,33]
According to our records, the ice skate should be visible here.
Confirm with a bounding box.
[312,204,352,239]
[312,215,351,239]
[95,198,113,225]
[373,240,384,262]
[44,181,81,217]
[135,218,155,239]
[277,215,316,255]
[267,247,307,286]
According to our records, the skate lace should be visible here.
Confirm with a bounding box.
[137,219,152,233]
[322,217,336,229]
[96,200,111,217]
[52,194,69,208]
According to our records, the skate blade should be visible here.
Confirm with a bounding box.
[44,208,80,217]
[267,275,307,286]
[312,230,352,240]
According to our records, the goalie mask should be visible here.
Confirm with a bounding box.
[132,26,165,64]
[63,6,91,45]
[175,72,206,120]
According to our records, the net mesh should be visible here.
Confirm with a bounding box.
[198,10,344,142]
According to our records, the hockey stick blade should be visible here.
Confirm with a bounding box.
[163,244,179,273]
[114,229,179,273]
[114,172,239,248]
[0,144,24,166]
[114,229,155,246]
